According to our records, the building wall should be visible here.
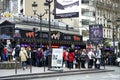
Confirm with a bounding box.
[95,0,120,40]
[1,0,120,42]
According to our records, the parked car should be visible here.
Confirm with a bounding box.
[116,57,120,66]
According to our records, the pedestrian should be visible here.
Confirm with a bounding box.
[44,48,49,66]
[63,49,67,67]
[2,47,7,61]
[14,45,21,62]
[75,49,81,69]
[81,49,86,68]
[31,47,37,66]
[95,46,101,69]
[26,46,32,68]
[68,48,75,70]
[19,47,28,70]
[87,48,95,68]
[6,40,13,62]
[35,48,43,67]
[0,42,4,61]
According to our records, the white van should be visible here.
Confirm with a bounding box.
[116,52,120,67]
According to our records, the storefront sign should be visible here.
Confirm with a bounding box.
[54,0,79,18]
[89,25,103,45]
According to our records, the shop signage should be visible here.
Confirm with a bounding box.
[89,25,103,45]
[54,0,79,18]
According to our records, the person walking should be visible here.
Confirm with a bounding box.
[19,47,28,70]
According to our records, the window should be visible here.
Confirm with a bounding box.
[82,9,89,16]
[81,0,89,4]
[81,19,89,25]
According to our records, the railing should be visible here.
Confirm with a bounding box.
[14,14,78,32]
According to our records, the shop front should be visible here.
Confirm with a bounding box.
[0,20,86,49]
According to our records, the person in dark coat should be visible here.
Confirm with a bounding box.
[31,47,37,66]
[0,42,4,61]
[75,49,81,68]
[14,45,21,61]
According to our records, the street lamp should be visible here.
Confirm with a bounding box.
[44,0,53,49]
[44,0,53,69]
[32,1,47,72]
[32,1,47,48]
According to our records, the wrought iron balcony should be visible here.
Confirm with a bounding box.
[96,1,113,10]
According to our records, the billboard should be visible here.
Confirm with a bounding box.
[51,48,63,67]
[89,25,103,45]
[54,0,79,18]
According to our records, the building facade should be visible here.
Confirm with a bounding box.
[0,0,120,42]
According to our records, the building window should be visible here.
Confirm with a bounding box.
[81,9,90,16]
[81,19,89,25]
[81,0,89,4]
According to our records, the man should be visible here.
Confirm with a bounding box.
[0,42,4,61]
[95,46,101,69]
[14,45,21,61]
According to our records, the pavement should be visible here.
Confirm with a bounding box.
[0,66,114,80]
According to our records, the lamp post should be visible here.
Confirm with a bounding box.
[44,0,53,49]
[32,1,47,72]
[32,1,47,48]
[44,0,53,69]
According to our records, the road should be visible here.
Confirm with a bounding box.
[29,66,120,80]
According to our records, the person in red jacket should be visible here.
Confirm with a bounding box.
[68,49,75,70]
[63,49,67,67]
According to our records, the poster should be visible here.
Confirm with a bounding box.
[89,25,103,45]
[54,0,79,18]
[51,48,63,67]
[13,29,21,38]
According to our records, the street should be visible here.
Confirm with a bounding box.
[29,66,120,80]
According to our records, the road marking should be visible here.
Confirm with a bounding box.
[56,77,60,80]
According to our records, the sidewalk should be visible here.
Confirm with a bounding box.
[0,66,114,80]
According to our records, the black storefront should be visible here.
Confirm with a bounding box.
[0,20,15,45]
[0,20,86,49]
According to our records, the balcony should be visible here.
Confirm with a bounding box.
[96,1,113,10]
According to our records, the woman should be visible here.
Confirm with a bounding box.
[35,48,43,67]
[19,47,28,70]
[87,48,95,68]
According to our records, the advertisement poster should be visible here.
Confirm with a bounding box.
[54,0,79,18]
[51,48,63,67]
[13,29,21,38]
[89,25,103,45]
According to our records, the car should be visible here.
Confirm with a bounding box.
[116,57,120,67]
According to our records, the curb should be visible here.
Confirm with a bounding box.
[0,69,114,80]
